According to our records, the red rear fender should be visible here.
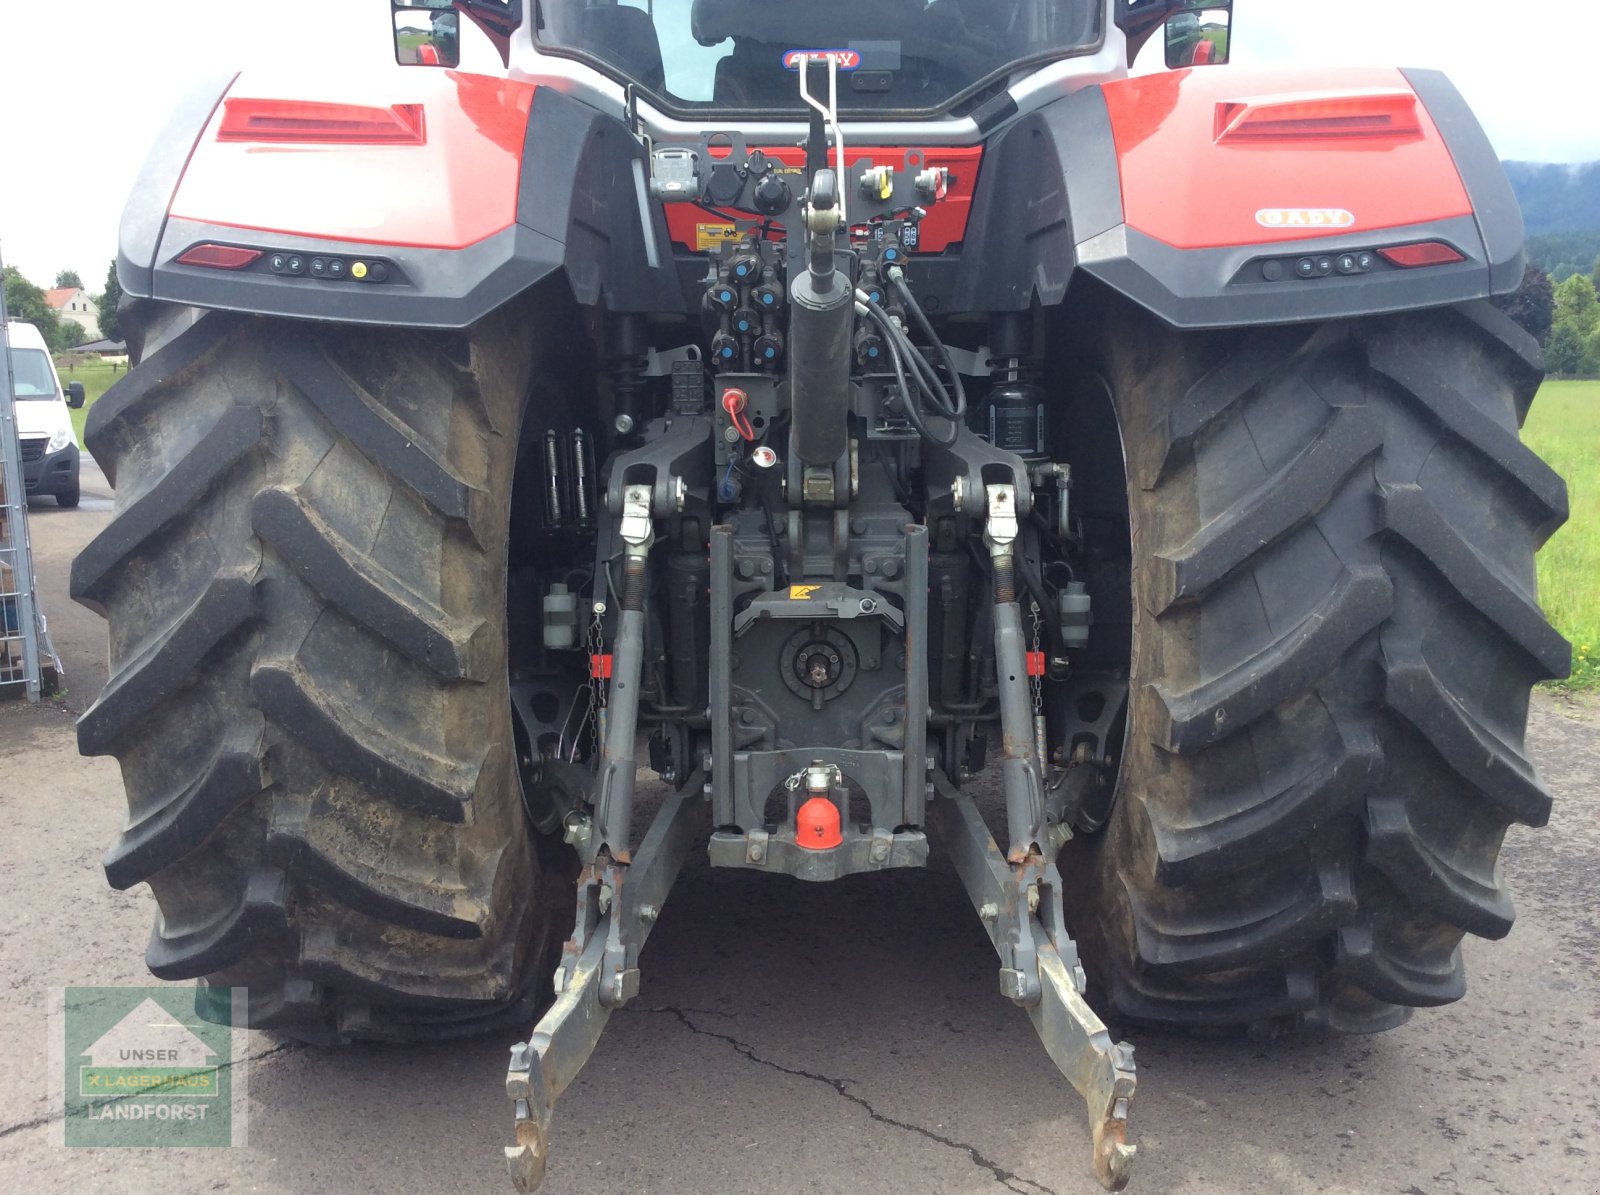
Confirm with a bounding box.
[1100,66,1472,252]
[952,65,1525,328]
[170,68,535,250]
[117,71,682,328]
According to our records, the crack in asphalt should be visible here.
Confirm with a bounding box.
[0,1040,305,1141]
[0,1112,56,1143]
[640,1005,1056,1195]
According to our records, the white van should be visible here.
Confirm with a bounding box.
[5,320,84,507]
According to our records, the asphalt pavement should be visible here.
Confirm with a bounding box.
[1,457,1596,1194]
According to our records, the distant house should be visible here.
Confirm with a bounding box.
[44,287,101,341]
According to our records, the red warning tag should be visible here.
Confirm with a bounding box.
[1026,651,1047,678]
[590,654,614,679]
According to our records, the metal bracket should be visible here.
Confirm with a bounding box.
[983,482,1020,552]
[619,483,655,550]
[603,411,713,526]
[930,777,1138,1191]
[505,782,706,1192]
[801,465,836,506]
[923,426,1033,527]
[709,827,928,881]
[731,581,904,635]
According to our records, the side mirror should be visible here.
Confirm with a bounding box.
[393,1,461,67]
[1166,2,1231,69]
[66,381,86,409]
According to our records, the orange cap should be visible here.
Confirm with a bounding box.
[795,797,843,850]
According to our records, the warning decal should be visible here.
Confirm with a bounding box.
[695,223,742,252]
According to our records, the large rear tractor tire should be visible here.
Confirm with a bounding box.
[1066,297,1568,1034]
[73,295,572,1043]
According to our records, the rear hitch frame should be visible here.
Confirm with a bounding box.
[502,344,1135,1195]
[929,778,1138,1190]
[504,778,706,1192]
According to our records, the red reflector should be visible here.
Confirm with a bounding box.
[589,654,613,680]
[176,244,263,270]
[1377,242,1466,269]
[1216,91,1423,142]
[218,99,427,145]
[1026,651,1047,678]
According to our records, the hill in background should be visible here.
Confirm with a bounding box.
[1506,161,1600,281]
[1504,162,1600,237]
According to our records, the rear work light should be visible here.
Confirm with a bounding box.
[218,99,427,145]
[1216,90,1423,142]
[1377,242,1466,269]
[176,244,263,270]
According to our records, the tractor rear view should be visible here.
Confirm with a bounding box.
[76,1,1567,1188]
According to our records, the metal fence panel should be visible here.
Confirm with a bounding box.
[2,247,64,701]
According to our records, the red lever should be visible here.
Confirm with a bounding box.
[722,388,756,442]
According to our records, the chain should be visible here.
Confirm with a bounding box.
[1028,599,1044,718]
[1029,598,1049,776]
[583,600,607,763]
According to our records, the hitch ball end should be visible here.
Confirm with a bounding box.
[505,1090,550,1193]
[505,1125,549,1193]
[1092,1117,1136,1191]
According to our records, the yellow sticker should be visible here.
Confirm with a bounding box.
[695,223,741,252]
[789,585,820,600]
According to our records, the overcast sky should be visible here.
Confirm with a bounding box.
[4,1,1596,290]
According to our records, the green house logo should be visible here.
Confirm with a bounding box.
[79,996,219,1099]
[56,987,244,1148]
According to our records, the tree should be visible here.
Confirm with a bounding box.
[1527,230,1600,282]
[1543,275,1600,375]
[58,319,89,348]
[1491,264,1555,344]
[1552,273,1600,338]
[4,265,64,349]
[99,258,124,344]
[54,268,83,289]
[1544,322,1585,374]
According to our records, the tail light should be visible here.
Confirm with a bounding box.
[1377,242,1466,269]
[1216,91,1423,142]
[176,244,263,270]
[218,99,427,145]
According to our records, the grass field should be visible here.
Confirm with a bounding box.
[44,358,1598,688]
[53,357,125,447]
[1525,381,1599,690]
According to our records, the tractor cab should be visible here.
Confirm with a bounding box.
[397,2,1232,124]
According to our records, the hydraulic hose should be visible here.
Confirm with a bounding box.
[856,298,959,448]
[887,267,966,419]
[860,282,962,426]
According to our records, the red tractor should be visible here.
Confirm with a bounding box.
[75,1,1567,1188]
